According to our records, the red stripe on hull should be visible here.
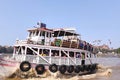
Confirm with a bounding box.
[0,63,17,67]
[0,58,19,67]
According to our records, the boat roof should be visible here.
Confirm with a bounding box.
[28,27,53,33]
[53,29,79,37]
[27,25,79,37]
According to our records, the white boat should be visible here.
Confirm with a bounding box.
[0,22,98,77]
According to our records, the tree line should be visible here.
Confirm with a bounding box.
[0,45,13,53]
[113,48,120,54]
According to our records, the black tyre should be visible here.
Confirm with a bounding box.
[80,65,85,72]
[92,63,98,70]
[74,65,80,73]
[35,64,45,75]
[67,65,74,73]
[49,64,58,73]
[20,61,31,72]
[94,63,98,69]
[59,65,67,74]
[90,64,96,72]
[86,65,90,71]
[89,64,94,72]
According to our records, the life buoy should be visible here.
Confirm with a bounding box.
[59,65,67,74]
[35,64,45,75]
[74,65,80,73]
[49,64,58,73]
[67,65,74,73]
[20,61,31,72]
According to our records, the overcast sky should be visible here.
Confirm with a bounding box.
[0,0,120,49]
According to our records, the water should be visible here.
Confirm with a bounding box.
[86,56,120,80]
[1,56,120,80]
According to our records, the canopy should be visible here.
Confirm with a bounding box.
[53,30,79,37]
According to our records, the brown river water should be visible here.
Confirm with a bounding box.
[87,57,120,80]
[0,55,120,80]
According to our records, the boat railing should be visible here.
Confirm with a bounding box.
[13,54,83,65]
[50,56,83,65]
[14,54,27,62]
[15,40,27,45]
[0,54,95,66]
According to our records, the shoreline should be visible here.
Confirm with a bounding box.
[97,53,120,58]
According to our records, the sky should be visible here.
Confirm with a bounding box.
[0,0,120,49]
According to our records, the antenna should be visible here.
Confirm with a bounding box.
[37,21,41,27]
[37,21,46,28]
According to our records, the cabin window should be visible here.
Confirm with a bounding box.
[40,31,42,36]
[46,32,52,37]
[39,49,42,55]
[39,49,49,56]
[29,32,32,37]
[43,49,49,56]
[15,47,20,54]
[27,48,33,55]
[69,51,74,57]
[76,52,81,58]
[33,31,36,36]
[61,51,67,57]
[51,50,59,56]
[42,31,45,36]
[40,31,45,36]
[50,33,52,37]
[31,31,33,37]
[46,32,49,37]
[32,48,38,52]
[36,30,39,36]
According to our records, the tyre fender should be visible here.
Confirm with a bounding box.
[20,61,31,72]
[49,64,58,73]
[74,65,81,73]
[35,64,45,75]
[59,65,67,74]
[67,65,74,73]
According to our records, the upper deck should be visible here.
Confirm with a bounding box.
[15,22,94,53]
[13,22,97,66]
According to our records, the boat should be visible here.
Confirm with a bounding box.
[0,22,98,77]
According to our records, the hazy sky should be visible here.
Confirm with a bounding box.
[0,0,120,49]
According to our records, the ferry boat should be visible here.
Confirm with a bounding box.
[0,22,98,77]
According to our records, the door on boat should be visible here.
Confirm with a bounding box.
[81,52,85,65]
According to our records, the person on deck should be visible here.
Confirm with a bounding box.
[79,41,84,49]
[84,41,87,50]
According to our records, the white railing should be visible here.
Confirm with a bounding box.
[15,40,27,45]
[0,54,95,65]
[13,54,82,65]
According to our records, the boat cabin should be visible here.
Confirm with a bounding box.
[27,23,53,46]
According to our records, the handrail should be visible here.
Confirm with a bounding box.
[62,50,76,65]
[27,46,50,64]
